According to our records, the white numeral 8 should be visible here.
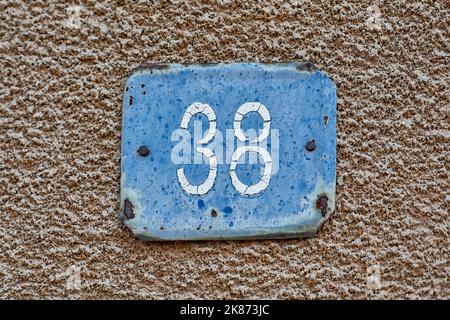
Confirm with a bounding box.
[230,102,272,195]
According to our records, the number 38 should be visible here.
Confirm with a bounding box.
[176,102,273,196]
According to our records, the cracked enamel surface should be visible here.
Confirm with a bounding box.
[120,63,336,240]
[177,147,218,196]
[233,102,271,143]
[180,102,217,144]
[229,146,273,196]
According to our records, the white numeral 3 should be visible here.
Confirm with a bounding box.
[176,103,218,196]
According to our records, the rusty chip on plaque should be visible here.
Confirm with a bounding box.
[120,63,336,240]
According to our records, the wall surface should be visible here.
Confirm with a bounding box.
[0,0,448,299]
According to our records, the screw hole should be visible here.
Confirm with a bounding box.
[123,199,135,219]
[137,146,150,157]
[305,139,316,152]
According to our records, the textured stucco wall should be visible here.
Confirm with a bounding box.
[0,0,448,299]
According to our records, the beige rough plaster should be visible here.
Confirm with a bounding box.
[0,0,449,299]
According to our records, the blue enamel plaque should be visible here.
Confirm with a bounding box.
[120,63,336,240]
